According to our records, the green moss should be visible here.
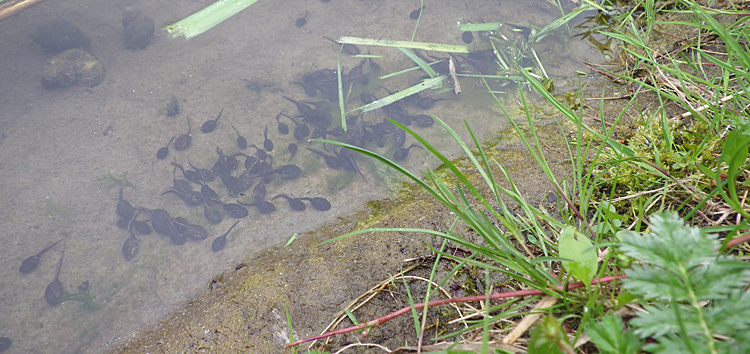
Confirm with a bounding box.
[592,114,724,223]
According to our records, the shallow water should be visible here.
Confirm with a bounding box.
[0,0,605,352]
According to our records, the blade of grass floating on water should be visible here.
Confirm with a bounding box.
[489,39,510,72]
[398,47,436,78]
[454,73,524,81]
[529,3,590,42]
[353,54,383,59]
[336,45,346,132]
[164,0,259,40]
[457,22,501,32]
[378,59,444,80]
[350,76,444,113]
[410,0,423,41]
[338,36,468,53]
[531,48,548,79]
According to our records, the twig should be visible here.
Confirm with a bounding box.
[286,275,628,348]
[669,91,742,121]
[502,295,559,345]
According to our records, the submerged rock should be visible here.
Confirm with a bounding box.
[31,18,89,55]
[41,48,106,89]
[122,9,154,50]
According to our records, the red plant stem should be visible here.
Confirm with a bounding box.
[286,275,628,348]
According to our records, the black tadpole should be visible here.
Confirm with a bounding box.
[44,252,65,306]
[19,240,62,274]
[263,126,274,152]
[275,112,290,135]
[295,11,309,28]
[287,143,298,161]
[231,125,248,149]
[393,143,422,161]
[174,117,192,151]
[156,136,175,160]
[201,108,224,133]
[301,197,331,211]
[273,194,306,211]
[211,220,241,252]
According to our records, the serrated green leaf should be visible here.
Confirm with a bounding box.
[615,291,637,309]
[619,212,718,270]
[631,303,701,338]
[584,313,642,354]
[559,226,597,287]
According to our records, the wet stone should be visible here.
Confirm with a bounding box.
[32,18,88,54]
[42,48,106,89]
[122,9,154,50]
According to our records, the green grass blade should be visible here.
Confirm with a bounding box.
[336,45,347,132]
[164,0,259,40]
[349,76,444,113]
[458,22,501,32]
[337,36,468,53]
[397,47,437,78]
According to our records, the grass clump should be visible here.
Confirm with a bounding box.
[289,1,750,353]
[573,0,750,229]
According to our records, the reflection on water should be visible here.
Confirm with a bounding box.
[0,0,604,352]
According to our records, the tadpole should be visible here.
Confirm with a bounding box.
[19,239,62,274]
[416,96,451,109]
[239,200,276,214]
[231,125,248,149]
[44,253,65,306]
[287,143,298,160]
[324,36,360,55]
[263,126,274,152]
[300,197,331,211]
[174,117,192,151]
[393,143,422,161]
[200,108,224,133]
[275,112,290,135]
[282,95,313,115]
[156,136,175,160]
[295,11,309,28]
[273,194,306,211]
[211,220,240,252]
